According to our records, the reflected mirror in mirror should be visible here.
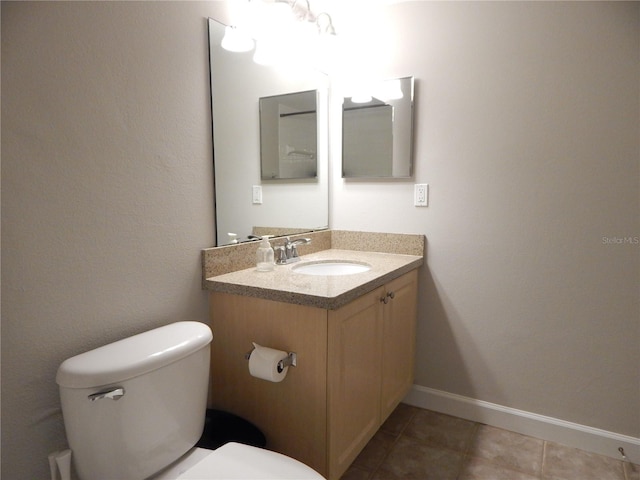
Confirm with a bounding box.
[260,90,317,180]
[208,18,329,246]
[342,76,414,178]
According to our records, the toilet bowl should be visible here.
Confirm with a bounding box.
[56,321,324,480]
[152,443,323,479]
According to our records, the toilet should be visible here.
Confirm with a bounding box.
[56,321,325,480]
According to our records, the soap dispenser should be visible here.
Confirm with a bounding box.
[256,235,275,272]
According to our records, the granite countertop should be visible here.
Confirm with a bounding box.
[204,249,423,310]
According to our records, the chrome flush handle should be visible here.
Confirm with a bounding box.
[88,387,125,402]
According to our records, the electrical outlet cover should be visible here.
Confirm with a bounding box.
[414,184,428,207]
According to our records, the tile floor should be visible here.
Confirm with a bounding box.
[340,404,639,480]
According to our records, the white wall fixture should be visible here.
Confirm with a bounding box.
[252,185,263,205]
[414,184,428,207]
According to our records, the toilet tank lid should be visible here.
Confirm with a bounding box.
[56,321,213,389]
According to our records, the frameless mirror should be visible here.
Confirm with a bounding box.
[260,90,318,180]
[208,18,329,246]
[342,76,414,178]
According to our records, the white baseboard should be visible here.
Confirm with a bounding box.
[403,384,640,464]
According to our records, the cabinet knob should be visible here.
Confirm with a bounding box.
[381,292,395,304]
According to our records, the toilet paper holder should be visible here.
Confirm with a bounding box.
[245,348,297,373]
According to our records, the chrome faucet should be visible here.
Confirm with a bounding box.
[275,237,312,265]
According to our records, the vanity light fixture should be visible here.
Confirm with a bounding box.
[221,25,254,52]
[220,0,338,69]
[290,0,313,22]
[315,11,336,36]
[253,37,285,66]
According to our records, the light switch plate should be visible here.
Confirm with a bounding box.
[252,185,263,204]
[414,184,428,207]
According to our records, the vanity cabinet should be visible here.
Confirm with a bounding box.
[208,269,418,480]
[327,270,418,479]
[380,271,419,420]
[327,285,383,479]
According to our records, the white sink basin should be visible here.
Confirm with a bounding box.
[292,261,371,276]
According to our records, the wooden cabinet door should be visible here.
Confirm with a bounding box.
[380,269,418,422]
[327,287,384,480]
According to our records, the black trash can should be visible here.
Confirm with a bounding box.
[196,409,266,450]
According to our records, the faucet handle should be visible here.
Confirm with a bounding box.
[290,238,311,258]
[283,238,294,259]
[274,245,287,265]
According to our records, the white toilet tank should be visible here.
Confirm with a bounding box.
[56,321,213,480]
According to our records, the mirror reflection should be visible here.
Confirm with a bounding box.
[260,90,318,180]
[208,18,329,246]
[342,76,415,178]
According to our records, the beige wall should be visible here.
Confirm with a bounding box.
[2,1,638,479]
[1,2,227,478]
[332,0,639,440]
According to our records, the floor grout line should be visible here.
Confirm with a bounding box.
[541,440,548,479]
[455,422,481,480]
[341,405,638,480]
[374,407,419,478]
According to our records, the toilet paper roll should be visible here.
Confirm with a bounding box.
[248,342,289,382]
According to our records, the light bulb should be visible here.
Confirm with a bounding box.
[253,39,280,66]
[221,25,254,52]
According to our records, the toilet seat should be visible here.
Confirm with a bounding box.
[152,443,325,480]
